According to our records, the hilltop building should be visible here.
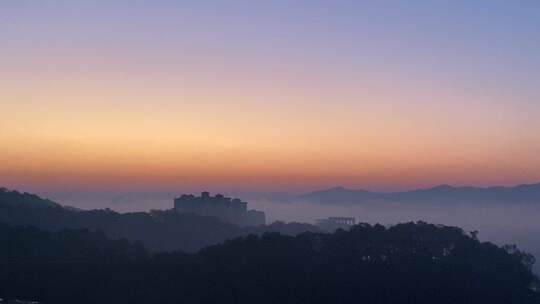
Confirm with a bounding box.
[316,217,356,232]
[174,192,265,227]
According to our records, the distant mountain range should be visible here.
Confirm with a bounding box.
[300,183,540,204]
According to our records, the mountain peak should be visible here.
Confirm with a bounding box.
[302,182,540,204]
[326,186,349,192]
[429,184,455,190]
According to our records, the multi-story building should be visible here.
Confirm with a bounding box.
[174,192,265,226]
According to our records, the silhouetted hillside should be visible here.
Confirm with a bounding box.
[1,222,538,304]
[301,183,540,204]
[0,188,61,208]
[0,188,319,252]
[0,223,148,303]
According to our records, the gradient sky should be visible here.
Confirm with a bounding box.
[1,1,540,194]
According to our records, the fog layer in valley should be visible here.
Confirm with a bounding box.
[42,191,540,274]
[251,199,540,273]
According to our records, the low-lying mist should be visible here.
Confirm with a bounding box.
[42,191,540,274]
[251,199,540,273]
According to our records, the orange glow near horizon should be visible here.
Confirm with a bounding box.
[2,75,539,192]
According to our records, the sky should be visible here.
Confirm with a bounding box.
[1,1,540,196]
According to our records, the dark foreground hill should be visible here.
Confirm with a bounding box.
[0,188,317,252]
[0,222,538,304]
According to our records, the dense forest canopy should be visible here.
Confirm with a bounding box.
[0,222,538,303]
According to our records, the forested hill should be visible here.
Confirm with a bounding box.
[0,187,61,208]
[0,188,318,252]
[1,222,538,304]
